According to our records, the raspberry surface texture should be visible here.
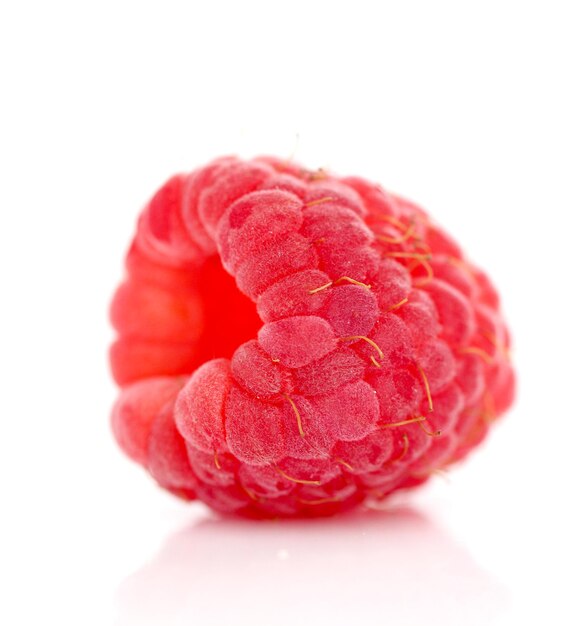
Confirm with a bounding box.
[110,156,515,517]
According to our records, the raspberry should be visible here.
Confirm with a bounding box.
[257,316,337,368]
[109,156,515,517]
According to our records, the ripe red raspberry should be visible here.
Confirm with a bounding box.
[109,156,515,517]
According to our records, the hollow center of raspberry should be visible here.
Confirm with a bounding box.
[194,254,261,363]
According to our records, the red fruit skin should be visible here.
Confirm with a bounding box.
[111,377,185,466]
[110,156,516,518]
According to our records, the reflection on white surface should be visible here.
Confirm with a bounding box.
[115,506,509,626]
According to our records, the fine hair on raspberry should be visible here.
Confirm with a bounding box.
[109,155,515,518]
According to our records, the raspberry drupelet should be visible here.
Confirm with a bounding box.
[110,156,515,517]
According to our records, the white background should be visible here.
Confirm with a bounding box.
[1,1,578,624]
